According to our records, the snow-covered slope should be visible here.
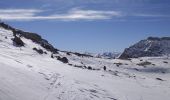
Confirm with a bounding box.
[0,23,170,100]
[120,37,170,59]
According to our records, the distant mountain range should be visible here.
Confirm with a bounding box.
[96,52,120,59]
[119,37,170,59]
[84,52,121,59]
[1,21,170,60]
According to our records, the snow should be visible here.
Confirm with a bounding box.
[0,27,170,100]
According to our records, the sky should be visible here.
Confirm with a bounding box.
[0,0,170,53]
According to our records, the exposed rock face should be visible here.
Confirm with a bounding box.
[0,22,58,53]
[119,37,170,59]
[12,36,25,47]
[33,48,44,54]
[56,56,69,63]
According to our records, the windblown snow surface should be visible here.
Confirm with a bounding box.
[0,27,170,100]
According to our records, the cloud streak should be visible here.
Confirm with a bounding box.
[132,13,170,18]
[0,8,168,21]
[0,9,43,21]
[0,8,121,21]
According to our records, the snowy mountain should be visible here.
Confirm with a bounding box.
[96,52,120,59]
[0,22,170,100]
[84,52,120,59]
[119,37,170,59]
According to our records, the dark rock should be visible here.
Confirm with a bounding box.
[74,65,83,68]
[68,64,73,66]
[163,61,168,64]
[152,64,156,66]
[51,54,54,58]
[12,36,24,47]
[137,61,152,66]
[114,63,123,67]
[88,66,92,70]
[33,48,44,54]
[156,78,164,81]
[56,56,69,63]
[66,52,71,55]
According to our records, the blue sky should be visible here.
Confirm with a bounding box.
[0,0,170,53]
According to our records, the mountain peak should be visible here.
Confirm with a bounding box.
[119,37,170,59]
[147,37,170,41]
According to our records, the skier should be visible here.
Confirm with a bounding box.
[103,66,106,71]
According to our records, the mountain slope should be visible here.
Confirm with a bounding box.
[119,37,170,59]
[0,22,58,53]
[0,23,170,100]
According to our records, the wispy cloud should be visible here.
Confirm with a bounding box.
[50,8,122,21]
[0,8,168,21]
[132,13,170,18]
[0,9,43,21]
[0,8,121,21]
[0,9,42,13]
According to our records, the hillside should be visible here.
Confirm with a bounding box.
[0,23,170,100]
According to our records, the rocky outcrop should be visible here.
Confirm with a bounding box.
[56,56,69,63]
[12,36,25,47]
